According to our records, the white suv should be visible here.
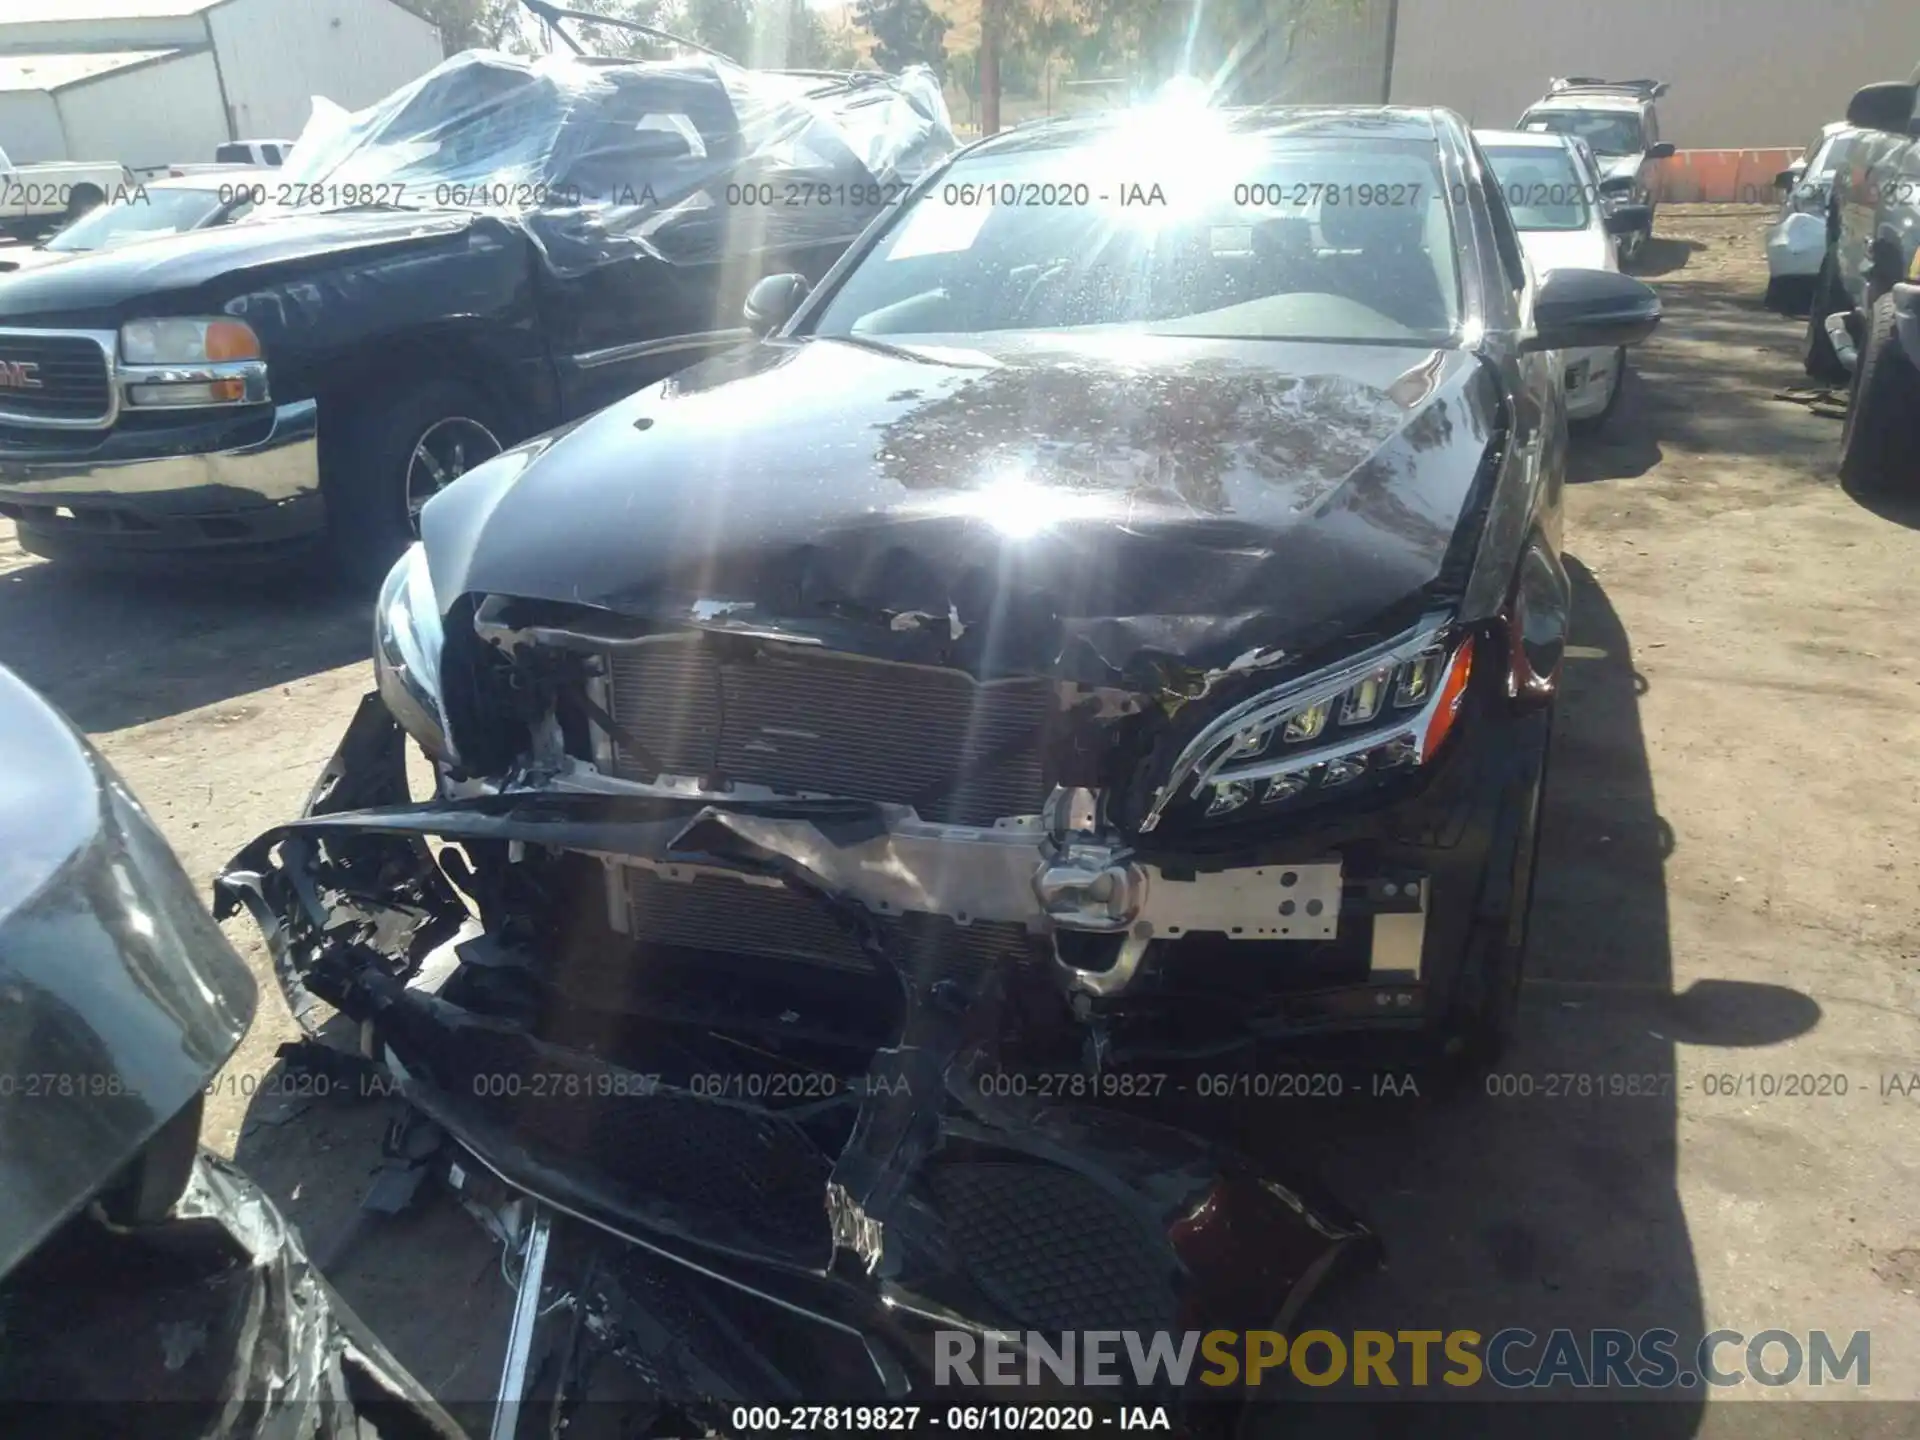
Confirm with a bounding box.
[1518,78,1676,264]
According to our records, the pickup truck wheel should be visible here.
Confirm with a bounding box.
[1839,293,1920,493]
[1802,253,1851,382]
[325,379,503,587]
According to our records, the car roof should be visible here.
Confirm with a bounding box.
[1476,128,1576,150]
[1524,92,1644,115]
[963,104,1453,159]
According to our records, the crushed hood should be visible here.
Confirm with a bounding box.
[423,332,1501,686]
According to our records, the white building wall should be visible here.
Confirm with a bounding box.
[0,17,209,54]
[0,89,69,162]
[54,50,229,168]
[207,0,443,140]
[1274,0,1395,105]
[1388,0,1920,150]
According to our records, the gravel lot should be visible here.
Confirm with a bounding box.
[4,206,1916,1429]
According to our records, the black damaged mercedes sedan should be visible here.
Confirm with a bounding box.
[218,103,1659,1413]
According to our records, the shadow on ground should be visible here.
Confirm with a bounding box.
[1628,237,1707,280]
[1235,558,1817,1436]
[0,553,368,732]
[1575,278,1843,489]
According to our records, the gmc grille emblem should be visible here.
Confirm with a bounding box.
[0,360,42,390]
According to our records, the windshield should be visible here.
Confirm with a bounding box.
[809,130,1459,346]
[1483,145,1592,231]
[43,188,233,252]
[1523,109,1646,157]
[1803,133,1844,178]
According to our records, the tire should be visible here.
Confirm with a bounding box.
[323,377,505,588]
[1765,274,1814,316]
[1569,349,1628,436]
[1440,729,1549,1077]
[1802,252,1850,382]
[1838,292,1920,493]
[96,1093,203,1226]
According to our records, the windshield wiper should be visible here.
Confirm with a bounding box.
[808,333,945,365]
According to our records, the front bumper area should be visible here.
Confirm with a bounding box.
[1562,343,1622,420]
[1766,211,1826,280]
[215,696,1388,1411]
[0,398,324,559]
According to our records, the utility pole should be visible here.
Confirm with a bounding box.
[980,0,1001,135]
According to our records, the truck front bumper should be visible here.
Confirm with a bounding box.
[0,398,324,562]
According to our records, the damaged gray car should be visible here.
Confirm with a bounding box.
[217,102,1659,1421]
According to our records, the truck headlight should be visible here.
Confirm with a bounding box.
[119,317,267,408]
[1139,618,1476,832]
[374,543,456,763]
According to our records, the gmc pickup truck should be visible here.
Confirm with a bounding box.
[0,44,953,583]
[0,143,140,240]
[1805,68,1920,490]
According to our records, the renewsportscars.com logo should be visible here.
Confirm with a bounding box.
[934,1328,1872,1391]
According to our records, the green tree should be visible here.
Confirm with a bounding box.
[852,0,949,77]
[401,0,532,54]
[750,0,860,68]
[682,0,754,59]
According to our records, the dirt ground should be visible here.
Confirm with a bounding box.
[4,205,1917,1431]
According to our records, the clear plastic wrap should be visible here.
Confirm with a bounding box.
[271,49,956,276]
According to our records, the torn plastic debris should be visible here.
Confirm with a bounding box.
[214,703,1380,1413]
[0,1153,462,1439]
[267,48,956,279]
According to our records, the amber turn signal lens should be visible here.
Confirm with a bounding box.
[204,319,262,362]
[1420,636,1475,764]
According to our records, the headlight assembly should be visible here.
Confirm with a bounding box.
[374,543,456,763]
[118,317,267,409]
[1139,618,1476,832]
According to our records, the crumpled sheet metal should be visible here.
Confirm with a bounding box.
[269,49,956,278]
[0,1153,461,1440]
[215,704,1381,1407]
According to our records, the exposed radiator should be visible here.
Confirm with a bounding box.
[624,866,1037,978]
[600,637,1053,826]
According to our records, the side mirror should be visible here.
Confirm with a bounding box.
[1646,142,1676,161]
[1774,167,1802,191]
[1522,267,1662,353]
[1605,204,1652,236]
[744,273,810,337]
[1846,80,1918,134]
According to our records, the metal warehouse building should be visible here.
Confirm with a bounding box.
[0,0,446,171]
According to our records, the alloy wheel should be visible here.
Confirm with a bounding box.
[404,415,502,530]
